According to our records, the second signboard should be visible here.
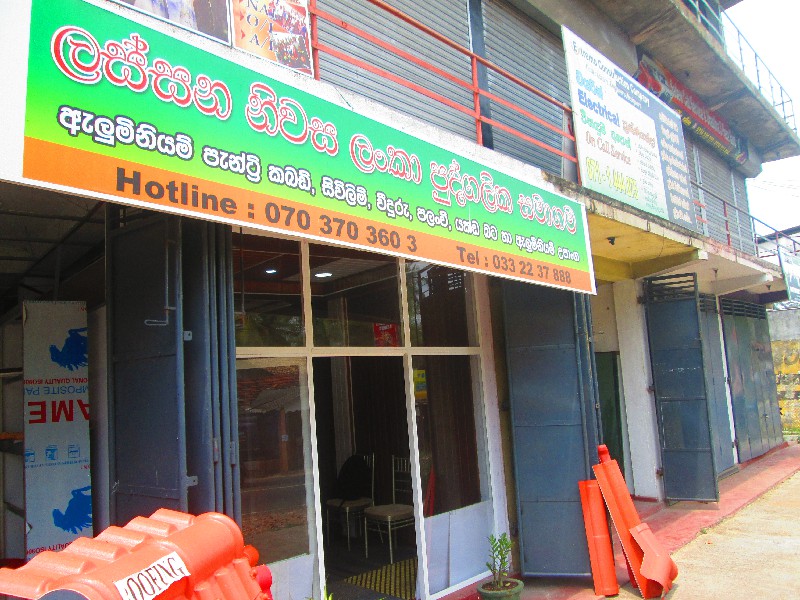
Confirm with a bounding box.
[563,27,697,233]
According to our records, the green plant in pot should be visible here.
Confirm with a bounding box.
[478,533,523,599]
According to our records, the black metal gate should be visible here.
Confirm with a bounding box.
[644,274,718,502]
[502,282,600,576]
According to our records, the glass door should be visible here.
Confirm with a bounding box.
[315,356,418,600]
[236,357,319,600]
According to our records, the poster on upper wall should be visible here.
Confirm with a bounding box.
[18,0,595,294]
[233,0,313,76]
[562,27,697,232]
[114,0,230,42]
[23,301,92,560]
[778,248,800,301]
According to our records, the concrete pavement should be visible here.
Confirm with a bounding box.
[653,470,800,599]
[445,442,800,600]
[521,442,800,600]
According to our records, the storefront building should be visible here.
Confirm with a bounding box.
[0,1,796,599]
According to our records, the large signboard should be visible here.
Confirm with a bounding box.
[779,249,800,301]
[20,0,594,293]
[562,28,696,232]
[636,54,748,166]
[23,301,92,559]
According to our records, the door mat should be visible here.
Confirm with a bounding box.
[345,558,417,600]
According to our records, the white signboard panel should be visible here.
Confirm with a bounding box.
[23,301,92,559]
[563,27,696,231]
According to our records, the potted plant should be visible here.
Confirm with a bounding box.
[478,533,524,599]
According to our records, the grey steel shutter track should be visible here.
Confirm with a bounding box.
[684,133,708,237]
[731,172,755,255]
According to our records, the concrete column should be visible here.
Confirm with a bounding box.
[612,280,662,500]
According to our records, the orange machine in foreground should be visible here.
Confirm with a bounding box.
[0,509,273,600]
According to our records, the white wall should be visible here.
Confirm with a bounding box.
[769,308,800,342]
[612,280,662,500]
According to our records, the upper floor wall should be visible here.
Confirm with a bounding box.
[311,0,782,256]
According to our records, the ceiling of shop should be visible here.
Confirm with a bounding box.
[588,211,784,299]
[0,181,106,320]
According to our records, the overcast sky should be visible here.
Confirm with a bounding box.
[725,0,800,234]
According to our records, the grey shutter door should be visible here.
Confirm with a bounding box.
[754,316,784,449]
[316,0,474,139]
[699,297,735,475]
[503,282,600,576]
[720,300,784,461]
[482,0,569,175]
[645,274,719,502]
[108,213,188,524]
[684,133,708,237]
[696,144,734,247]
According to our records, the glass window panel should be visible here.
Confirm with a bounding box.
[310,244,401,347]
[416,355,491,595]
[414,355,483,515]
[236,359,317,570]
[234,234,304,347]
[406,262,477,346]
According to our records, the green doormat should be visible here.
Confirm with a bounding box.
[345,558,417,600]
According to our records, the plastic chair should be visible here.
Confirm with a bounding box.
[363,455,415,564]
[325,453,374,550]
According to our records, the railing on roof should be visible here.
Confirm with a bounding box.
[682,0,796,133]
[721,11,797,133]
[694,177,800,264]
[307,0,792,270]
[754,224,800,261]
[681,0,725,44]
[308,0,577,168]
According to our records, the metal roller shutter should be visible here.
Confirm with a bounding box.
[732,172,756,255]
[695,143,736,247]
[684,133,755,253]
[482,0,569,176]
[684,133,708,237]
[315,0,474,140]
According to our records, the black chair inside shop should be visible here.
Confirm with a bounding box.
[363,455,415,564]
[325,453,374,550]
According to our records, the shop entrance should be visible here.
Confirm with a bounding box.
[315,356,418,600]
[231,232,495,599]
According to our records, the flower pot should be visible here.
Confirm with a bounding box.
[477,578,524,600]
